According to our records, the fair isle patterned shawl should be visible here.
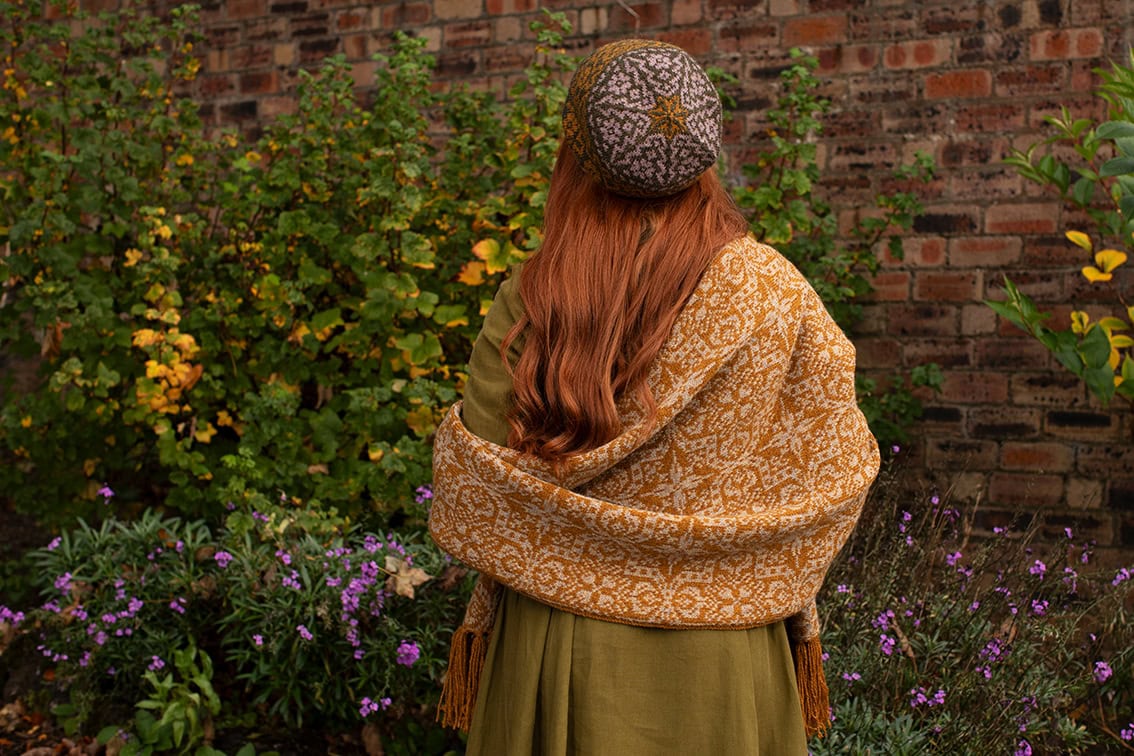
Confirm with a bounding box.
[430,235,880,734]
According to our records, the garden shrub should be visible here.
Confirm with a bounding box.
[0,2,937,531]
[1,486,465,752]
[817,472,1134,754]
[995,52,1134,405]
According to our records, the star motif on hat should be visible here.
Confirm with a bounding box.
[646,93,690,140]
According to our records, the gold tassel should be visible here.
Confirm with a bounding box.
[436,626,489,731]
[792,636,831,738]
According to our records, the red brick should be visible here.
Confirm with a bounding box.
[783,15,847,46]
[434,0,482,20]
[988,472,1064,508]
[902,338,973,368]
[382,3,431,25]
[445,20,492,48]
[883,39,952,70]
[948,236,1021,267]
[240,70,278,94]
[1029,28,1104,61]
[984,202,1061,235]
[890,236,946,267]
[948,167,1024,200]
[648,29,710,56]
[975,337,1051,370]
[1077,444,1134,477]
[915,271,981,302]
[1045,409,1124,442]
[956,32,1026,65]
[1010,372,1087,407]
[853,338,901,369]
[940,137,1004,168]
[817,44,878,75]
[1001,441,1074,472]
[887,304,958,337]
[848,74,917,105]
[1066,477,1104,509]
[706,0,763,20]
[829,142,900,172]
[672,0,702,25]
[955,102,1027,133]
[927,438,999,471]
[199,74,238,97]
[343,34,366,59]
[960,304,997,335]
[924,69,992,99]
[868,271,910,302]
[940,371,1009,404]
[995,64,1069,96]
[921,3,986,35]
[485,0,534,12]
[229,0,268,20]
[912,207,979,236]
[335,10,370,30]
[484,44,532,73]
[717,19,778,52]
[231,44,273,69]
[609,1,667,31]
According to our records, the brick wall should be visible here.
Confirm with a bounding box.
[181,0,1134,557]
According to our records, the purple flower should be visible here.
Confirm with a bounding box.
[214,551,234,568]
[1094,661,1113,683]
[908,686,946,708]
[930,494,940,505]
[282,570,303,591]
[841,671,861,682]
[148,655,165,672]
[1113,567,1131,587]
[1120,723,1133,741]
[396,640,420,667]
[297,624,314,641]
[879,634,896,656]
[945,551,963,567]
[1030,599,1048,616]
[0,607,26,627]
[253,511,269,523]
[253,634,264,647]
[97,484,115,500]
[414,485,433,504]
[1064,527,1074,539]
[836,584,850,593]
[53,572,72,593]
[47,537,61,551]
[891,444,901,454]
[226,501,237,511]
[1029,560,1046,578]
[1015,739,1032,756]
[275,549,292,566]
[169,597,187,615]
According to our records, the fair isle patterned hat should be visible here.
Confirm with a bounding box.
[563,39,722,199]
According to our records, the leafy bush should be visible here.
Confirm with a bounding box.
[995,52,1134,405]
[0,1,567,524]
[0,3,937,531]
[816,471,1134,754]
[0,485,466,752]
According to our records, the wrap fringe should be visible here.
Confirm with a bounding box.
[436,625,489,731]
[792,636,831,738]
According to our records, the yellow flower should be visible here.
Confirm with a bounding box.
[20,415,31,428]
[175,153,194,167]
[124,248,144,267]
[1070,311,1090,334]
[1082,249,1127,283]
[155,224,173,240]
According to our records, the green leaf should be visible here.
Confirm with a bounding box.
[1096,120,1134,140]
[1099,155,1134,177]
[310,308,343,332]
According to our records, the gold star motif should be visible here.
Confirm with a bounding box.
[646,94,690,140]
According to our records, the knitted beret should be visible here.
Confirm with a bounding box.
[562,39,722,199]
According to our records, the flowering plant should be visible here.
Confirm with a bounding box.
[815,473,1133,754]
[0,486,469,750]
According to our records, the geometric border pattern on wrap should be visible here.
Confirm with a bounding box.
[562,39,721,198]
[429,235,879,631]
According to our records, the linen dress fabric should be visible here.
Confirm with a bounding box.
[429,234,880,751]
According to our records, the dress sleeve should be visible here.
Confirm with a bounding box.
[461,271,526,447]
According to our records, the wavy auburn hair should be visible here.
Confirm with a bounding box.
[503,143,748,460]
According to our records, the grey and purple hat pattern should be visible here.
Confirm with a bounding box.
[562,39,722,199]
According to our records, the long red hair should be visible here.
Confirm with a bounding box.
[503,143,748,459]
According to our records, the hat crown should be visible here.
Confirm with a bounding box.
[563,40,722,198]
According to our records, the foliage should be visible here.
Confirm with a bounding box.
[815,473,1134,754]
[0,486,468,750]
[730,51,940,441]
[0,1,570,524]
[0,4,937,532]
[997,51,1134,405]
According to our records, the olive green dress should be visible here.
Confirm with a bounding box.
[459,274,809,756]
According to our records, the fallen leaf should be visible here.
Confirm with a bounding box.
[385,556,431,599]
[361,721,384,756]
